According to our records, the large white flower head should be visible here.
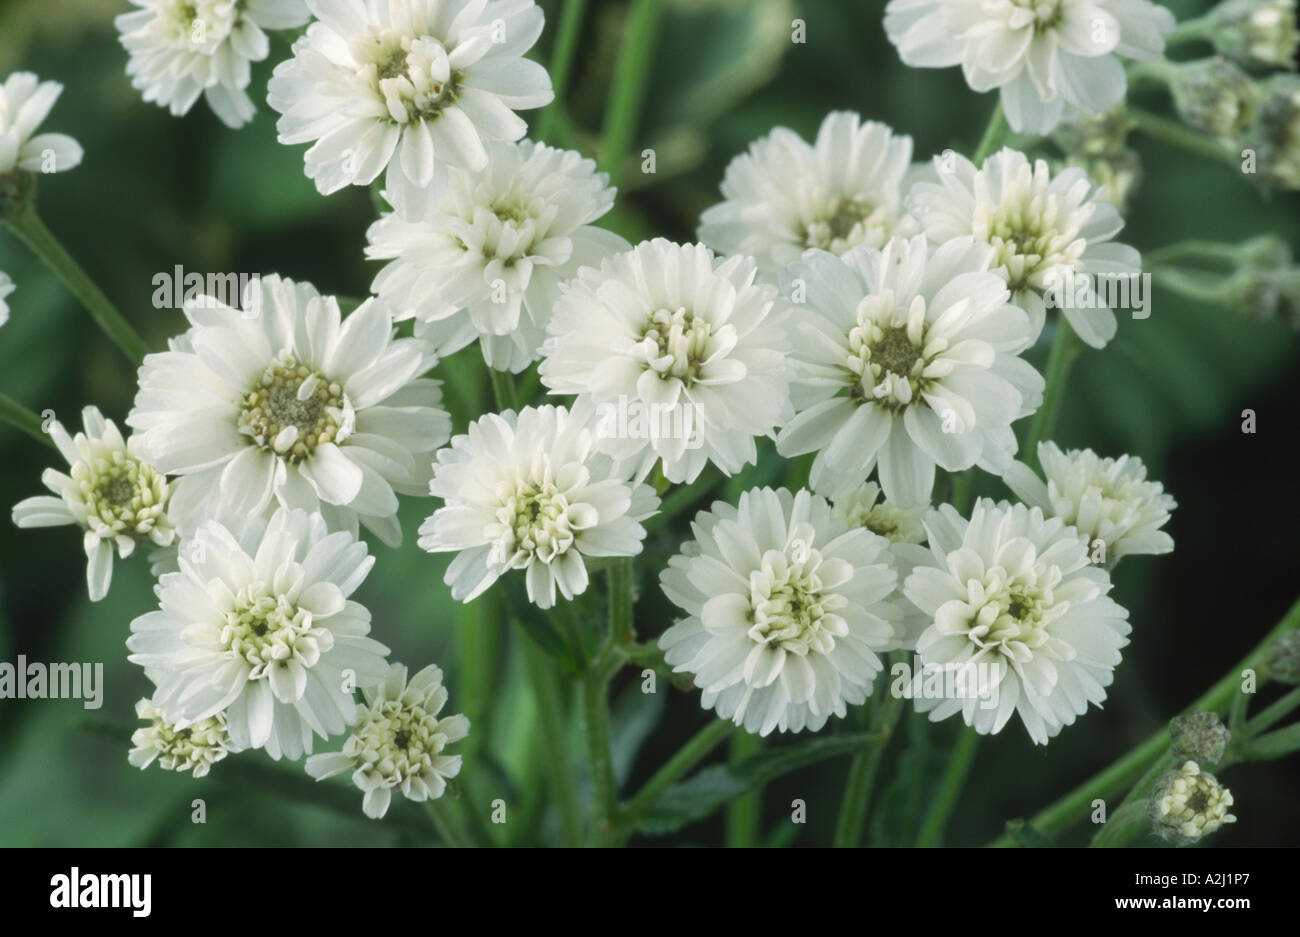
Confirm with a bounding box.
[775,235,1044,507]
[129,697,234,778]
[820,479,933,650]
[908,147,1141,348]
[306,662,468,819]
[127,507,391,760]
[418,404,658,609]
[903,498,1131,744]
[12,406,176,602]
[268,0,553,210]
[884,0,1175,133]
[1003,441,1176,563]
[698,112,918,279]
[539,239,794,484]
[128,274,450,547]
[116,0,310,128]
[0,72,83,176]
[0,271,13,326]
[659,487,899,736]
[367,138,629,372]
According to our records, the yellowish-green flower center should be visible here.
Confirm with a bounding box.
[747,542,847,656]
[641,306,713,386]
[351,698,447,779]
[220,591,332,672]
[237,355,344,463]
[75,450,169,536]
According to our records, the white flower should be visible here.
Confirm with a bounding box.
[821,480,932,650]
[1151,760,1236,845]
[907,147,1141,348]
[12,406,176,601]
[775,235,1043,507]
[0,72,83,174]
[127,507,391,760]
[418,404,658,609]
[1002,441,1176,562]
[116,0,310,128]
[659,487,899,736]
[129,697,233,778]
[539,239,794,484]
[698,112,918,279]
[306,662,468,819]
[268,0,552,210]
[367,139,629,372]
[903,499,1131,745]
[883,0,1174,134]
[0,271,13,326]
[127,274,450,547]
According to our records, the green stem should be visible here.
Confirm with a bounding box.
[598,0,663,186]
[833,690,905,847]
[972,102,1008,164]
[915,728,980,847]
[488,367,518,412]
[582,649,623,845]
[521,635,584,846]
[1128,106,1241,170]
[1166,16,1213,45]
[1245,685,1300,735]
[1089,749,1175,847]
[5,206,150,364]
[0,393,57,451]
[1024,324,1079,472]
[607,556,634,646]
[536,0,588,146]
[427,798,476,848]
[989,593,1300,846]
[725,731,762,847]
[622,719,735,828]
[1143,240,1241,268]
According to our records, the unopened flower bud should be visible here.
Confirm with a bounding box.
[1263,630,1300,683]
[1150,760,1237,845]
[1171,58,1260,140]
[1064,148,1143,214]
[1169,710,1230,764]
[1210,0,1299,71]
[1053,105,1135,158]
[1241,74,1300,189]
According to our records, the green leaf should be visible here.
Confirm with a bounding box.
[635,730,880,835]
[1004,818,1054,848]
[500,577,572,663]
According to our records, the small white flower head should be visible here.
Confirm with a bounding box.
[775,235,1044,507]
[1151,760,1237,845]
[884,0,1175,134]
[539,239,794,484]
[0,271,13,326]
[1003,441,1175,563]
[129,697,234,778]
[903,499,1131,745]
[698,112,918,279]
[268,0,553,209]
[367,139,629,372]
[127,274,450,547]
[821,479,932,649]
[419,404,658,609]
[659,488,899,736]
[305,662,468,819]
[12,406,176,602]
[908,147,1141,348]
[116,0,310,128]
[1210,0,1298,70]
[0,72,83,176]
[127,507,391,760]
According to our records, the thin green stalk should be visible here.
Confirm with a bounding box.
[833,690,905,848]
[536,0,588,146]
[725,731,762,847]
[1166,16,1212,45]
[1089,749,1175,847]
[1024,324,1079,472]
[488,367,518,412]
[915,728,980,847]
[607,556,634,646]
[0,393,57,451]
[521,634,584,846]
[598,0,663,186]
[1144,240,1241,268]
[5,206,150,364]
[622,719,735,828]
[582,649,623,845]
[427,798,476,848]
[1129,106,1241,170]
[1246,685,1300,735]
[972,102,1008,164]
[989,593,1300,846]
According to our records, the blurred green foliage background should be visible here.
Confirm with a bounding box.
[1,0,1298,847]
